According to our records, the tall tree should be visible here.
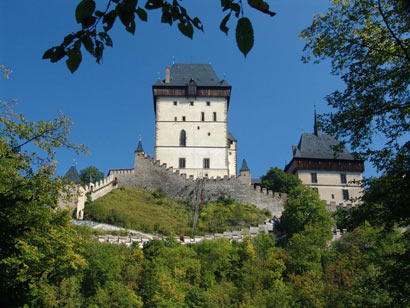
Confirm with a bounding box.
[261,167,303,195]
[300,0,410,172]
[79,165,105,183]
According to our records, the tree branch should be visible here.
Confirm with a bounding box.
[377,0,410,63]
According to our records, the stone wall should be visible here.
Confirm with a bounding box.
[110,153,286,218]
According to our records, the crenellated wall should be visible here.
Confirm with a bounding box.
[109,152,286,217]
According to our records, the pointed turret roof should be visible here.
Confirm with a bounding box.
[314,106,320,136]
[135,140,144,152]
[240,159,250,172]
[63,165,81,184]
[88,172,93,183]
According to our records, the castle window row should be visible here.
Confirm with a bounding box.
[310,172,349,184]
[172,101,212,106]
[178,158,210,169]
[173,113,218,122]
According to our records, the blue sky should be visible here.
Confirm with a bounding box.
[0,1,377,178]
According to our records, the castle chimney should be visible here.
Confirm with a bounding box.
[292,145,296,156]
[165,66,170,83]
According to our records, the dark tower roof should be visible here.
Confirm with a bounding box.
[240,159,250,172]
[227,131,236,142]
[314,106,320,136]
[154,63,229,87]
[63,165,81,184]
[88,172,93,183]
[135,140,144,152]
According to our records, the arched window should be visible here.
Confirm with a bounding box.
[180,130,186,146]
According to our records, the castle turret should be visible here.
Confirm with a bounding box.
[134,139,145,169]
[238,159,251,186]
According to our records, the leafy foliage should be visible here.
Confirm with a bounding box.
[79,165,105,184]
[43,0,277,72]
[300,0,410,172]
[261,167,303,195]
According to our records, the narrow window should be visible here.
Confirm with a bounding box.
[174,116,177,121]
[179,158,186,169]
[311,173,318,183]
[201,112,205,122]
[197,126,200,130]
[340,173,347,184]
[173,101,177,106]
[203,158,210,169]
[213,112,217,121]
[206,101,211,106]
[190,101,194,106]
[208,132,211,136]
[331,194,335,199]
[180,130,186,147]
[342,189,349,200]
[182,116,186,121]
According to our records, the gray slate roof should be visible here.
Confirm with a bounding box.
[154,64,230,87]
[227,131,236,141]
[135,140,144,152]
[64,166,81,184]
[240,159,250,172]
[294,132,355,160]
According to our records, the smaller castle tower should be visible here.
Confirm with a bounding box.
[134,139,145,168]
[238,159,251,185]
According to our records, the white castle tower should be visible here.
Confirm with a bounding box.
[152,63,237,179]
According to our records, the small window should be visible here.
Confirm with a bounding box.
[182,116,186,121]
[229,152,231,155]
[331,194,335,199]
[208,132,211,136]
[197,126,200,130]
[342,189,349,200]
[174,117,177,121]
[173,101,177,106]
[340,174,347,184]
[201,112,205,121]
[179,158,186,169]
[203,158,210,169]
[206,101,210,106]
[213,112,217,121]
[190,101,194,106]
[180,130,186,147]
[311,173,318,183]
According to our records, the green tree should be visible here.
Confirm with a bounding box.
[300,0,409,172]
[280,186,333,239]
[79,165,105,183]
[261,167,303,195]
[43,0,277,73]
[0,100,87,307]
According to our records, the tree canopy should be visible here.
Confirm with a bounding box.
[300,0,410,172]
[261,167,303,195]
[79,165,105,183]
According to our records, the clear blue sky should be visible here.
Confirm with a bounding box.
[0,1,377,178]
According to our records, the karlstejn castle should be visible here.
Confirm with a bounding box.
[59,64,364,220]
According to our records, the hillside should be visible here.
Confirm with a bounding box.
[84,186,270,236]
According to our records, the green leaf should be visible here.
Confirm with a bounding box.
[136,8,148,21]
[62,34,75,47]
[103,10,117,32]
[82,35,94,54]
[42,48,55,59]
[161,11,172,25]
[220,13,231,35]
[75,0,96,24]
[236,17,254,57]
[145,0,163,10]
[178,22,193,39]
[51,46,66,63]
[66,49,82,73]
[81,16,97,28]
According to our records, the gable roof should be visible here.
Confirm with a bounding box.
[154,63,230,87]
[294,132,355,160]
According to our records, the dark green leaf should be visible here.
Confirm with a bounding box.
[145,0,163,10]
[236,17,254,57]
[81,35,94,54]
[136,8,148,21]
[42,48,55,59]
[231,3,241,17]
[95,10,105,17]
[75,0,96,23]
[126,20,136,34]
[192,17,203,30]
[248,0,276,16]
[51,46,66,63]
[81,16,97,28]
[220,13,231,35]
[178,21,193,39]
[66,48,82,73]
[161,11,172,25]
[103,10,117,32]
[62,34,75,47]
